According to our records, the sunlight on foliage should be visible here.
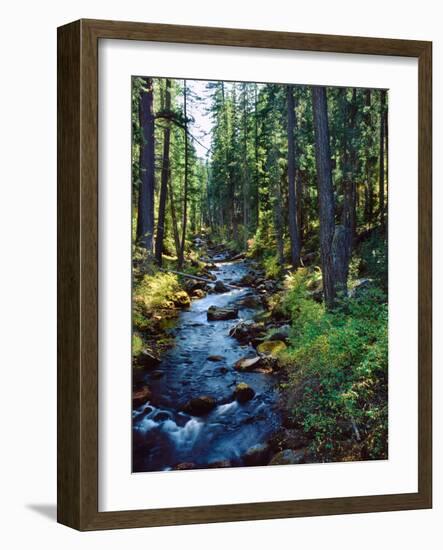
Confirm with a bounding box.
[134,272,181,312]
[281,269,388,461]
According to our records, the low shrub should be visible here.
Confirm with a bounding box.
[281,269,388,462]
[133,272,181,313]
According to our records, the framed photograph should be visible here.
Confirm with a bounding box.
[57,19,432,530]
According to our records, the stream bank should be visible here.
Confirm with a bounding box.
[132,246,307,472]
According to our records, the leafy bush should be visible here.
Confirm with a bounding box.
[281,270,388,462]
[133,272,181,312]
[263,254,282,279]
[132,333,144,356]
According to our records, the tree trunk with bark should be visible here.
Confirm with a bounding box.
[286,85,301,268]
[136,77,155,254]
[379,89,386,229]
[178,80,189,268]
[311,85,337,309]
[155,79,171,265]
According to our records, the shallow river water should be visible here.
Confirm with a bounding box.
[132,259,281,472]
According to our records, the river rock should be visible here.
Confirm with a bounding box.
[182,395,216,416]
[137,349,161,369]
[234,356,262,372]
[243,443,271,466]
[233,382,255,403]
[237,295,261,309]
[256,340,287,357]
[184,279,207,293]
[229,320,265,342]
[201,270,217,281]
[237,273,255,287]
[268,448,306,466]
[153,411,171,422]
[191,288,206,299]
[172,290,191,308]
[207,305,238,321]
[214,280,229,293]
[207,355,224,362]
[132,385,152,407]
[268,429,309,452]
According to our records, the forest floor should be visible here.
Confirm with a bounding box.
[132,232,388,470]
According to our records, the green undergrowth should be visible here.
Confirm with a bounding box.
[280,268,388,462]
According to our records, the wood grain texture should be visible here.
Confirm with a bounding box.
[57,19,432,531]
[57,20,81,528]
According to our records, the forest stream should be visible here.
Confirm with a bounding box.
[132,253,282,472]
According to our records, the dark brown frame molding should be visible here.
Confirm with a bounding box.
[57,18,432,530]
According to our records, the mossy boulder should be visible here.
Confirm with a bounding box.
[173,290,191,308]
[233,382,255,403]
[257,340,287,356]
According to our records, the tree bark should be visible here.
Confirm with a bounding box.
[136,77,155,254]
[254,84,260,232]
[311,86,337,308]
[154,78,171,265]
[242,83,249,249]
[341,88,356,259]
[168,178,181,259]
[384,92,389,228]
[178,80,189,267]
[287,85,301,268]
[379,89,386,229]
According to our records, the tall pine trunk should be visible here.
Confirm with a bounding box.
[178,80,188,268]
[384,93,389,228]
[379,89,386,229]
[286,85,301,268]
[254,84,260,232]
[311,86,338,308]
[168,178,181,259]
[136,77,155,254]
[242,83,249,249]
[155,78,171,265]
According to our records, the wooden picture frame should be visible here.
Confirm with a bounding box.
[57,18,432,530]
